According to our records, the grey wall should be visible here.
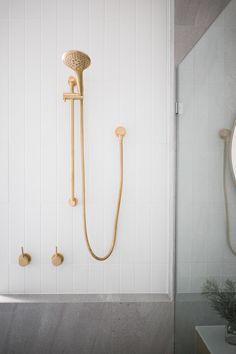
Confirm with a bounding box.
[175,0,231,64]
[175,296,225,354]
[0,300,173,354]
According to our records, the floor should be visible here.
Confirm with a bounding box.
[0,301,173,354]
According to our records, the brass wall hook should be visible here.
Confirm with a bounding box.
[18,247,31,267]
[51,247,64,266]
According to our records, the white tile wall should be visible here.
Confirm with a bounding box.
[0,0,173,294]
[177,0,236,293]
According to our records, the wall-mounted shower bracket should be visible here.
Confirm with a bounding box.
[63,75,79,207]
[63,93,83,101]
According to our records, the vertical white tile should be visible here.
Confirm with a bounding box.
[25,19,41,205]
[119,0,136,203]
[135,0,152,204]
[10,204,25,264]
[135,204,151,263]
[151,204,168,264]
[88,264,104,293]
[57,0,73,205]
[57,264,73,293]
[0,205,9,293]
[151,264,168,293]
[190,263,207,293]
[41,265,57,294]
[151,144,168,206]
[118,203,136,264]
[2,0,171,294]
[25,0,41,19]
[103,202,120,265]
[206,262,223,283]
[0,2,9,19]
[58,205,73,261]
[120,264,135,293]
[73,0,90,53]
[41,204,57,264]
[152,0,168,143]
[41,0,57,204]
[177,262,191,293]
[25,264,41,294]
[9,19,25,204]
[25,204,41,292]
[134,264,151,293]
[73,265,89,293]
[9,265,24,294]
[104,264,120,293]
[0,21,9,203]
[85,203,105,263]
[10,0,25,19]
[73,205,90,265]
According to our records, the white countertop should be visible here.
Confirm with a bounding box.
[196,326,236,354]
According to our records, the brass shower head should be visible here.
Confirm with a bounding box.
[62,50,91,95]
[62,50,91,72]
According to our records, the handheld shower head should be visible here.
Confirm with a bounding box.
[62,50,91,72]
[62,50,91,95]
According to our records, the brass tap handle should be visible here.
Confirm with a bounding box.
[51,247,64,267]
[18,247,31,267]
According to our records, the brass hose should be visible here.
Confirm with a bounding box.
[222,133,236,257]
[79,99,126,261]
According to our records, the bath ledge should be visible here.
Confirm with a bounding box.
[0,293,171,303]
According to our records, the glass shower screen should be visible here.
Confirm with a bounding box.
[175,0,236,353]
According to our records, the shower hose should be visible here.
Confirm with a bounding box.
[79,100,124,261]
[223,136,236,256]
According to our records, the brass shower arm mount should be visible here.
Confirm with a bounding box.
[63,76,83,101]
[63,92,83,101]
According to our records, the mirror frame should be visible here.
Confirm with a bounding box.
[230,118,236,185]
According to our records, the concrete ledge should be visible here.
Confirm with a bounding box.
[0,293,171,303]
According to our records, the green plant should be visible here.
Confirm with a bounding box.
[202,279,236,323]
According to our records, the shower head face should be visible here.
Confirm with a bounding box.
[62,50,91,72]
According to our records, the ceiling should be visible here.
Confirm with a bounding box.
[175,0,231,65]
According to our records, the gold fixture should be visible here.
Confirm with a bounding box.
[62,50,126,261]
[62,50,90,96]
[219,126,236,257]
[51,247,64,266]
[18,247,31,267]
[64,76,79,207]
